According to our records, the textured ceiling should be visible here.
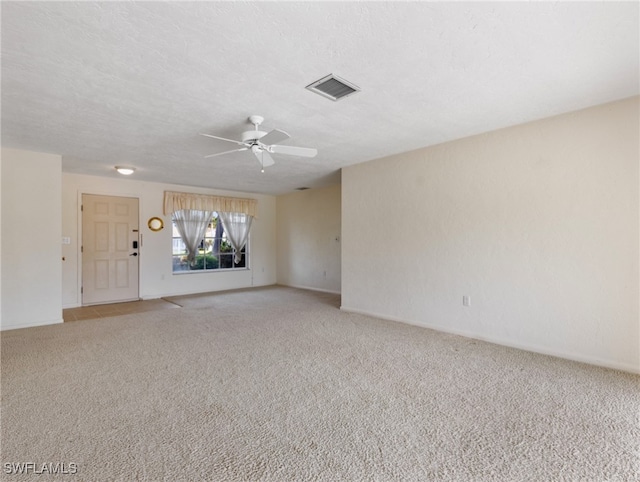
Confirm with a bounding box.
[2,2,638,195]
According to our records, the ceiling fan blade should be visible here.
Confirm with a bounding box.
[270,145,318,158]
[252,146,275,167]
[204,147,248,159]
[259,128,290,146]
[200,133,245,146]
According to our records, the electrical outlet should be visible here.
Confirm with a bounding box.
[463,296,470,307]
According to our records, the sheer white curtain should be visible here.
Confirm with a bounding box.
[173,209,214,265]
[218,212,253,264]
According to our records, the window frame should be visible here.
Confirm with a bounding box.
[171,212,249,274]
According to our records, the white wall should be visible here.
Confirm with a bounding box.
[342,97,640,373]
[0,152,3,328]
[276,185,341,294]
[62,173,276,307]
[1,148,63,330]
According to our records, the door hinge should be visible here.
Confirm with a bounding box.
[81,204,83,212]
[81,287,83,294]
[81,246,83,253]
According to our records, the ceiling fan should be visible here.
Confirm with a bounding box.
[201,115,317,172]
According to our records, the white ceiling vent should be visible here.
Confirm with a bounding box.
[306,74,360,101]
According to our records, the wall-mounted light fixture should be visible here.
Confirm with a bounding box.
[115,166,136,175]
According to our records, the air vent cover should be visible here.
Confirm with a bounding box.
[306,74,360,101]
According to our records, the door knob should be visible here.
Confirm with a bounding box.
[130,252,138,256]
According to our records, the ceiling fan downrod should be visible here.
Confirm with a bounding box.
[248,115,264,131]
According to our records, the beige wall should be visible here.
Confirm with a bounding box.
[62,173,277,307]
[1,148,63,330]
[0,151,2,328]
[277,185,341,293]
[342,97,640,373]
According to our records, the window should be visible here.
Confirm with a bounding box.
[172,212,247,273]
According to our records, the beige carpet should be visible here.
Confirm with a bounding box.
[1,286,638,481]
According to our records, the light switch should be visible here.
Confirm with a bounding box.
[61,237,71,245]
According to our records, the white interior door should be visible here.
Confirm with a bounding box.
[82,194,139,305]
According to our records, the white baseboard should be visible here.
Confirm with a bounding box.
[280,283,341,295]
[1,318,64,332]
[340,306,640,375]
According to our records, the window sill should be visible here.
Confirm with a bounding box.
[172,267,250,275]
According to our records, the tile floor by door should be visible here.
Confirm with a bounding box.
[63,299,181,322]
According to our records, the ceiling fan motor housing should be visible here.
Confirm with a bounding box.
[241,130,267,144]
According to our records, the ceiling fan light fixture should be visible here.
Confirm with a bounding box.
[115,166,135,175]
[306,74,360,101]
